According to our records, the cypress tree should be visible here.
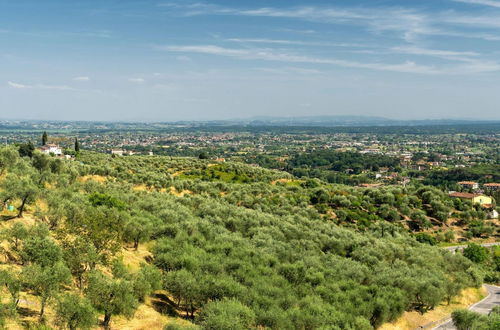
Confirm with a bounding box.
[74,138,80,153]
[42,132,48,146]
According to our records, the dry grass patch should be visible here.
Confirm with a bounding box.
[169,187,192,197]
[78,175,108,183]
[133,184,150,192]
[171,171,184,177]
[0,213,37,230]
[120,243,154,272]
[112,298,195,330]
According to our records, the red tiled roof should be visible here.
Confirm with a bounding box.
[484,183,500,187]
[449,192,476,199]
[458,181,478,185]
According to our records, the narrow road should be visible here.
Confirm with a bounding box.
[432,284,500,330]
[443,242,500,253]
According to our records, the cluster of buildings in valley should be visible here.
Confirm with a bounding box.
[2,127,497,166]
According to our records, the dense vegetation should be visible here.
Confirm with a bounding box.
[288,151,399,173]
[419,165,500,188]
[0,147,496,329]
[451,306,500,330]
[282,151,399,185]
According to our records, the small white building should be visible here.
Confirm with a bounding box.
[40,144,62,156]
[111,149,124,156]
[458,181,479,190]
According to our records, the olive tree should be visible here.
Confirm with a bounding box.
[55,293,97,330]
[86,270,138,328]
[21,262,71,319]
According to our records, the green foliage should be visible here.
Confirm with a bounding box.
[164,323,199,330]
[0,146,18,175]
[55,293,97,330]
[123,215,155,250]
[88,192,126,210]
[0,269,21,307]
[423,165,500,187]
[60,237,100,289]
[32,153,51,173]
[42,132,48,146]
[86,270,138,327]
[463,244,489,264]
[415,233,437,246]
[198,299,255,330]
[0,147,491,329]
[21,234,63,267]
[452,308,500,330]
[0,168,40,217]
[65,205,126,263]
[74,137,80,153]
[2,222,28,251]
[21,262,71,318]
[133,264,163,301]
[18,141,35,158]
[289,150,398,174]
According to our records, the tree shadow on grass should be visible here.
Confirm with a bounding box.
[150,292,179,317]
[17,306,39,318]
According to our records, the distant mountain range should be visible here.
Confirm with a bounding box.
[188,116,500,127]
[1,116,499,130]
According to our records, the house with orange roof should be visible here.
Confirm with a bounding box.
[449,192,492,206]
[484,183,500,191]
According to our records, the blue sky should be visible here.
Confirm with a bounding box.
[1,0,500,121]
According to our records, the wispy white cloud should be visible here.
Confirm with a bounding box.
[278,28,316,34]
[7,81,76,91]
[73,76,90,81]
[154,2,500,77]
[0,29,112,39]
[254,67,323,75]
[226,38,363,48]
[391,46,480,62]
[161,3,430,42]
[163,45,247,57]
[159,45,439,74]
[440,13,500,29]
[160,44,500,74]
[453,0,500,8]
[161,2,500,43]
[8,81,27,89]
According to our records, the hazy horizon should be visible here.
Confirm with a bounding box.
[2,0,500,121]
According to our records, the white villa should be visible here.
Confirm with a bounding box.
[40,144,63,156]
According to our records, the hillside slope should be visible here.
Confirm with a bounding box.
[0,149,493,329]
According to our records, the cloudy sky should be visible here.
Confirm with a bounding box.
[1,0,500,121]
